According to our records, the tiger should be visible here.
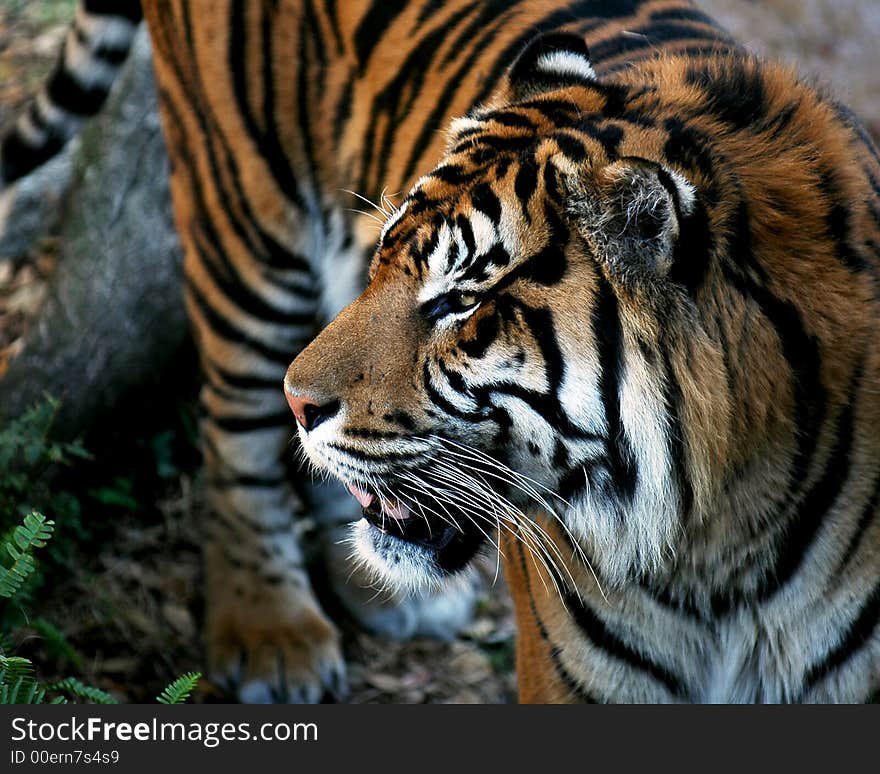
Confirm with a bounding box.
[3,0,878,703]
[280,5,880,701]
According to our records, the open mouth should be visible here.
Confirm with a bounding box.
[346,481,487,574]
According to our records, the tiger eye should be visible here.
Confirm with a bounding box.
[456,292,480,309]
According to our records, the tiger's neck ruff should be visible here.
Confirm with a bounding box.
[286,31,880,703]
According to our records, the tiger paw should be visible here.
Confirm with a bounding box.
[322,526,477,640]
[205,586,346,704]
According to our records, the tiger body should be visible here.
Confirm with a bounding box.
[3,0,878,702]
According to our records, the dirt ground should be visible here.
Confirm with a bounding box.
[1,0,878,704]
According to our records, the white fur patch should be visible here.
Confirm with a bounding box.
[666,168,697,215]
[11,111,46,147]
[468,210,497,256]
[0,188,13,228]
[351,519,446,593]
[535,50,597,82]
[35,91,81,136]
[311,207,364,321]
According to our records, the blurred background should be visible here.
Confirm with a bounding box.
[0,0,877,704]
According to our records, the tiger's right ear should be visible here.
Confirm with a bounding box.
[507,32,597,99]
[563,158,698,287]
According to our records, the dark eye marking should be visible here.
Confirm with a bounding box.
[421,290,481,322]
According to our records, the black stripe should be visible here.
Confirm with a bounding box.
[212,474,288,490]
[208,362,286,393]
[514,159,538,221]
[582,121,624,157]
[685,58,768,131]
[190,221,316,328]
[159,9,314,277]
[1,130,64,184]
[396,6,525,186]
[551,131,588,163]
[838,471,880,571]
[158,82,311,285]
[667,196,715,293]
[463,299,602,443]
[589,21,733,65]
[818,168,873,275]
[325,443,418,463]
[591,274,638,503]
[332,78,354,155]
[527,533,687,699]
[649,7,717,26]
[360,1,479,194]
[489,110,537,131]
[297,3,324,190]
[562,587,686,697]
[800,578,880,698]
[159,7,313,277]
[209,411,293,433]
[228,0,306,210]
[45,55,111,116]
[513,540,601,703]
[423,361,485,422]
[73,27,131,66]
[323,0,345,54]
[82,0,142,23]
[345,427,402,440]
[354,0,409,72]
[660,349,693,522]
[186,279,296,366]
[756,366,859,601]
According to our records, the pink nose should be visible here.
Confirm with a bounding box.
[285,391,314,428]
[285,390,339,432]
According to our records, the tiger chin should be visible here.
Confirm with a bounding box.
[285,30,880,704]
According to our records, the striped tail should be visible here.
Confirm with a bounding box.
[0,0,142,189]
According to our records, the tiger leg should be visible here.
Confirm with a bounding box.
[141,0,345,703]
[199,374,345,704]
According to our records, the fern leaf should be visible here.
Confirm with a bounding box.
[156,672,201,704]
[0,512,54,599]
[0,656,35,683]
[49,678,118,705]
[0,657,44,705]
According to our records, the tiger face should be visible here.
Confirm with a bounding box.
[285,34,717,591]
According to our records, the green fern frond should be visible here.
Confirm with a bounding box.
[0,512,55,599]
[0,675,46,704]
[0,655,34,682]
[50,677,118,705]
[156,672,201,704]
[0,656,45,704]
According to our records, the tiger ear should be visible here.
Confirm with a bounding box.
[565,157,697,283]
[508,32,597,99]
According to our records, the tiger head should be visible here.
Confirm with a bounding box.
[284,33,865,594]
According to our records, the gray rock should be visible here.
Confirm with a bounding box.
[0,29,186,435]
